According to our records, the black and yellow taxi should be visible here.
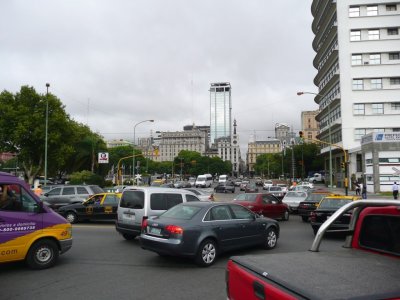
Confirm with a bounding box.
[310,195,360,234]
[57,192,121,224]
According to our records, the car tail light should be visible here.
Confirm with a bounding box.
[165,225,183,235]
[141,216,148,231]
[209,194,215,201]
[310,212,316,222]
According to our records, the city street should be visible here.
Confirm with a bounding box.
[1,209,344,300]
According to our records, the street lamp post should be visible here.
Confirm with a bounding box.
[133,120,154,185]
[44,83,50,187]
[297,91,333,188]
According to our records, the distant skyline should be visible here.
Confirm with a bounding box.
[0,1,318,154]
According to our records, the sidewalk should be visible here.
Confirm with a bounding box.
[323,186,393,199]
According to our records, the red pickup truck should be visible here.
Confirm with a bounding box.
[226,200,400,300]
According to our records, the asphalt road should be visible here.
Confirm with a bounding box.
[1,211,343,300]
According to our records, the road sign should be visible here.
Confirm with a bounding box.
[98,152,109,164]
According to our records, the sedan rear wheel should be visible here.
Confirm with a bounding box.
[65,211,77,224]
[195,239,217,267]
[282,210,289,221]
[264,228,278,250]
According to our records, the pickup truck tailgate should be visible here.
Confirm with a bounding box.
[228,250,400,300]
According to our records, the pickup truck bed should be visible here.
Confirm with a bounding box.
[230,250,400,299]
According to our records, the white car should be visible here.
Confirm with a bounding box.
[263,180,273,190]
[282,191,308,212]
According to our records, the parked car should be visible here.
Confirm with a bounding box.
[214,181,235,193]
[244,183,258,193]
[139,202,280,266]
[255,178,263,186]
[239,180,249,191]
[57,192,121,224]
[310,195,360,234]
[183,188,214,201]
[115,187,200,240]
[233,179,242,187]
[41,185,104,211]
[264,186,284,199]
[282,191,308,213]
[263,180,273,190]
[188,177,196,187]
[233,193,289,221]
[297,190,334,222]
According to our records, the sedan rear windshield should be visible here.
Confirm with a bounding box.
[318,199,352,209]
[120,190,145,209]
[161,205,202,220]
[269,187,282,191]
[234,194,257,202]
[305,193,329,202]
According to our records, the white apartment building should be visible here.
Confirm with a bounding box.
[156,127,207,162]
[312,0,400,189]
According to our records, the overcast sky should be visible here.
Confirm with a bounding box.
[1,0,317,154]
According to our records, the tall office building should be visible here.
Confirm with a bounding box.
[311,1,400,189]
[209,82,232,145]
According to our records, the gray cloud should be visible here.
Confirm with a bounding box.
[1,0,318,154]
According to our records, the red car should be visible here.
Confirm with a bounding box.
[233,193,289,221]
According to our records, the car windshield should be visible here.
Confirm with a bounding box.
[161,204,202,220]
[234,194,257,202]
[286,192,307,198]
[318,198,352,209]
[269,187,281,191]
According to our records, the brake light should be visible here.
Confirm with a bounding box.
[209,194,215,201]
[141,217,148,230]
[165,225,183,235]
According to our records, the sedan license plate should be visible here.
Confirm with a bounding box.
[148,226,161,235]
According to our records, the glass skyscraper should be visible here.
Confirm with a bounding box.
[209,82,232,145]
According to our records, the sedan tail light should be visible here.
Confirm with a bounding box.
[165,225,183,235]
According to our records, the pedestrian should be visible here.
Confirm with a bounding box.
[34,184,43,196]
[393,182,399,200]
[361,183,367,199]
[354,182,360,195]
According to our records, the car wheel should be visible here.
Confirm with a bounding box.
[65,211,78,224]
[301,216,308,222]
[195,239,217,267]
[231,189,234,193]
[122,233,137,240]
[264,227,278,250]
[282,210,289,221]
[26,239,59,270]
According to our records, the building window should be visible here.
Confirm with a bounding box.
[349,6,360,17]
[390,77,400,85]
[369,54,381,64]
[371,78,382,89]
[391,102,400,110]
[367,6,378,16]
[352,79,364,90]
[350,30,361,41]
[386,4,397,11]
[389,52,400,60]
[388,28,399,35]
[354,104,365,115]
[368,30,380,40]
[351,54,362,65]
[372,103,384,114]
[355,129,367,140]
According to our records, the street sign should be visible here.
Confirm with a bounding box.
[98,152,109,164]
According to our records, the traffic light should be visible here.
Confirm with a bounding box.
[341,162,345,170]
[299,131,303,138]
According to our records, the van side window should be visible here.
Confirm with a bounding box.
[359,215,400,256]
[150,193,183,210]
[0,184,37,212]
[62,187,75,195]
[120,191,144,209]
[186,194,200,202]
[77,187,89,194]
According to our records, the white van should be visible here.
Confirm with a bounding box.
[115,187,200,240]
[195,174,213,188]
[218,175,228,183]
